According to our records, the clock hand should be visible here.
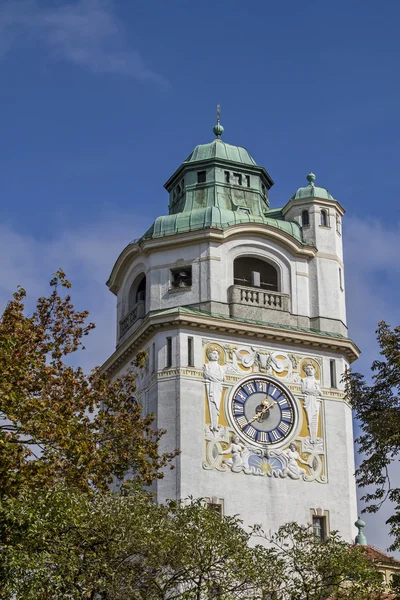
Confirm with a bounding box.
[246,410,265,425]
[246,400,277,425]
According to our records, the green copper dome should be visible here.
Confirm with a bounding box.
[291,172,335,201]
[140,207,303,243]
[184,139,257,166]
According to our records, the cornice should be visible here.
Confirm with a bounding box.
[164,158,274,191]
[101,308,360,378]
[281,197,346,217]
[107,224,317,295]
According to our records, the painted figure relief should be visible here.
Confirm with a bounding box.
[203,341,327,483]
[220,435,246,472]
[301,363,322,445]
[203,346,238,432]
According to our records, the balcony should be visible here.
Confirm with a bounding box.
[228,285,290,326]
[119,301,145,338]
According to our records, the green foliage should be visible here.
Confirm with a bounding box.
[0,275,386,599]
[1,488,384,600]
[0,270,177,496]
[1,487,275,600]
[344,321,400,551]
[257,522,383,600]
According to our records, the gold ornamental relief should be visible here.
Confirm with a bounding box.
[300,358,321,380]
[271,354,290,379]
[204,343,226,366]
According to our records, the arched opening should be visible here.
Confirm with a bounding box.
[233,256,278,291]
[320,210,329,227]
[128,273,146,310]
[302,210,310,227]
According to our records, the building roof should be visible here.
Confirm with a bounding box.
[362,545,400,567]
[140,206,303,243]
[184,138,257,166]
[291,172,335,201]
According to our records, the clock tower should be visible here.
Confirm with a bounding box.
[102,117,359,542]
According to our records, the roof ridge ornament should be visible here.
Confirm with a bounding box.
[213,103,224,138]
[355,516,367,545]
[306,172,316,187]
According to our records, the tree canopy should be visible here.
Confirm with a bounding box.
[1,487,384,600]
[345,321,400,551]
[0,270,177,496]
[0,273,387,599]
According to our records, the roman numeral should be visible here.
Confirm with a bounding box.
[270,430,281,441]
[258,431,268,443]
[278,421,290,434]
[236,390,247,401]
[237,416,248,427]
[270,386,282,399]
[233,403,244,415]
[256,380,267,393]
[245,425,257,439]
[245,383,256,394]
[278,398,289,407]
[281,410,292,420]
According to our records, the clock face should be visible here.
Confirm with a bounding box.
[229,377,297,447]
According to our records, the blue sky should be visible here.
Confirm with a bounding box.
[0,0,399,552]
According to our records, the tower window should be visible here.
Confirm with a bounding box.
[166,337,172,368]
[233,173,242,185]
[197,171,206,184]
[330,359,337,388]
[339,267,343,291]
[224,171,230,183]
[234,256,278,291]
[336,215,342,235]
[312,516,327,541]
[152,342,156,373]
[171,266,192,289]
[302,210,310,227]
[188,336,194,367]
[245,175,250,187]
[207,502,223,516]
[261,183,266,196]
[320,209,329,227]
[128,273,146,310]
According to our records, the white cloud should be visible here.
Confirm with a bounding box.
[345,217,400,370]
[0,0,167,84]
[0,212,151,371]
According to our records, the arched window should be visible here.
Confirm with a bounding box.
[128,273,146,309]
[234,257,278,291]
[302,210,310,227]
[320,210,329,227]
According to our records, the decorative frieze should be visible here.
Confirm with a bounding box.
[202,339,327,484]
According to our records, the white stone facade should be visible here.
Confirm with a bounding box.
[104,215,359,543]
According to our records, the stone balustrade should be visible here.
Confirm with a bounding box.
[229,285,290,311]
[228,285,290,325]
[119,301,145,337]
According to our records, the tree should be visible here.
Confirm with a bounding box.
[257,522,383,600]
[0,276,386,599]
[344,321,400,551]
[0,270,177,497]
[1,487,278,600]
[2,488,384,600]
